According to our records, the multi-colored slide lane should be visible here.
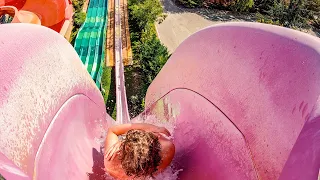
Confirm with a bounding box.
[106,0,132,67]
[74,0,108,88]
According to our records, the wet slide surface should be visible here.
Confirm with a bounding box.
[74,0,108,88]
[114,0,130,123]
[1,22,320,179]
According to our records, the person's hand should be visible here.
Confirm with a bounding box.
[105,141,121,161]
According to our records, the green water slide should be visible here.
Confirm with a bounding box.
[74,0,108,88]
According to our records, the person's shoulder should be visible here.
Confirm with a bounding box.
[159,139,175,170]
[105,159,129,179]
[166,140,175,159]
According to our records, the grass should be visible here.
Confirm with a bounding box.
[69,0,86,45]
[101,66,117,119]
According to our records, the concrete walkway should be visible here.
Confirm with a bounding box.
[156,0,319,53]
[155,0,217,53]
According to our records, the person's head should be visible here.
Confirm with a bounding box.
[119,129,162,178]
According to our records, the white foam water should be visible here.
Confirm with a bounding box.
[147,167,183,180]
[104,167,182,180]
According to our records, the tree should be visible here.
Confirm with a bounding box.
[125,0,170,117]
[129,0,163,31]
[69,0,86,44]
[73,12,86,28]
[305,0,320,28]
[133,23,169,84]
[267,0,310,28]
[176,0,203,8]
[254,0,274,13]
[72,0,85,12]
[232,0,255,12]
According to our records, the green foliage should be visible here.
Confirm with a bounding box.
[73,12,86,28]
[70,29,79,45]
[304,0,320,14]
[72,0,85,12]
[173,0,320,26]
[265,0,310,28]
[305,0,320,27]
[174,0,320,28]
[177,0,254,10]
[101,66,117,120]
[231,0,255,12]
[128,0,163,31]
[69,0,86,45]
[313,18,320,28]
[176,0,203,8]
[157,14,168,24]
[285,0,310,27]
[124,66,145,117]
[254,0,274,13]
[127,25,169,117]
[256,13,282,25]
[254,0,320,29]
[125,0,170,117]
[134,25,169,84]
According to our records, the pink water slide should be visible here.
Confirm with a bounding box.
[0,0,72,32]
[0,22,320,179]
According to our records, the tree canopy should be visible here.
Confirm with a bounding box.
[124,0,170,117]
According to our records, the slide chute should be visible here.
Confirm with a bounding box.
[0,22,319,179]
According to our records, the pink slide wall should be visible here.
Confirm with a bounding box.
[0,22,320,179]
[141,22,320,179]
[0,24,113,179]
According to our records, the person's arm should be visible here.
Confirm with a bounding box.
[108,123,170,136]
[158,140,175,171]
[104,123,171,160]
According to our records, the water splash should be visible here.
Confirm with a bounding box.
[147,167,183,180]
[103,167,182,180]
